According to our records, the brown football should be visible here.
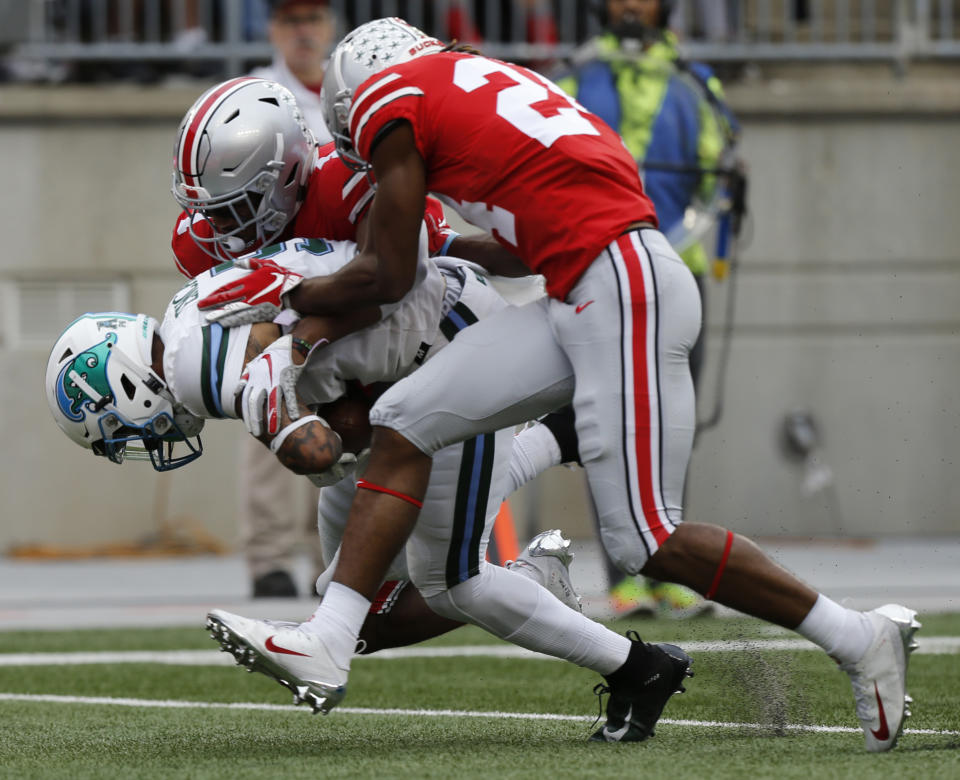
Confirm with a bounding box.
[316,393,373,453]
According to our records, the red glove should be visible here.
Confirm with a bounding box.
[424,198,460,256]
[197,259,303,327]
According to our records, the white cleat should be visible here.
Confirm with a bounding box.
[506,529,582,612]
[839,603,921,752]
[206,609,348,714]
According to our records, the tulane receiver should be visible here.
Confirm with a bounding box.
[45,237,693,731]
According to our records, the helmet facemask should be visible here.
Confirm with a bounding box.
[172,78,317,261]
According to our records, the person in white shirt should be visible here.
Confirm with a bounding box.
[249,0,336,138]
[235,0,338,596]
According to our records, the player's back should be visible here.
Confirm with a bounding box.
[160,238,362,419]
[349,51,658,299]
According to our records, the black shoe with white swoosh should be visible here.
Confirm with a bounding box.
[589,632,693,743]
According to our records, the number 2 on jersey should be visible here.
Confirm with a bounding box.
[452,58,599,148]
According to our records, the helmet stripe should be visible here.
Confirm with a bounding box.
[178,77,261,186]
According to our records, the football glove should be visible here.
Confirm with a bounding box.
[424,200,460,257]
[305,447,370,488]
[237,335,303,437]
[198,259,303,327]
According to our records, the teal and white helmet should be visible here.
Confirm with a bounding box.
[45,312,204,471]
[321,17,443,170]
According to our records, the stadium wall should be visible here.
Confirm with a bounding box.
[1,68,957,552]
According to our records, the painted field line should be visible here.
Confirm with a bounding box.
[0,636,957,667]
[0,693,957,738]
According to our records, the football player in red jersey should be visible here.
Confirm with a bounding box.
[201,19,919,750]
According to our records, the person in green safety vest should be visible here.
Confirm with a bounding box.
[553,0,740,620]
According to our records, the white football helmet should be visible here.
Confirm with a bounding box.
[172,77,318,261]
[322,17,443,171]
[46,312,204,471]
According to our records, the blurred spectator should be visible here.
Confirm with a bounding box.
[249,0,336,132]
[554,0,740,619]
[669,0,740,42]
[459,0,558,68]
[241,0,337,598]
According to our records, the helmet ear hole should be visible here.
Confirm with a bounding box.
[120,374,137,401]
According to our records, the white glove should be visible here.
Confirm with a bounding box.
[305,447,370,488]
[237,335,303,437]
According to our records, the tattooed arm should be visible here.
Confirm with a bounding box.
[236,323,343,475]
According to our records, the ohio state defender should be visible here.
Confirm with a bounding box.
[202,18,918,752]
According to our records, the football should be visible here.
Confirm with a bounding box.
[316,393,373,453]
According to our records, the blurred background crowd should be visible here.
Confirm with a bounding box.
[4,1,957,85]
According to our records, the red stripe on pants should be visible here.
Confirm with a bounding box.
[616,233,671,546]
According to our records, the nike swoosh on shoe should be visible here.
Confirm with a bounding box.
[265,635,311,657]
[870,682,890,741]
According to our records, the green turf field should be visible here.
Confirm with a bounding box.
[1,615,958,779]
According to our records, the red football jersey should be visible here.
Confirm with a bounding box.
[171,142,454,278]
[349,51,657,299]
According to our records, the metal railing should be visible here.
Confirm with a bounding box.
[4,0,960,80]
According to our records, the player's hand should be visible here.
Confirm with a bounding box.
[305,447,370,488]
[198,259,303,327]
[424,205,460,257]
[237,335,303,436]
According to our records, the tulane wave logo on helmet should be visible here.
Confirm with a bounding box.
[56,333,117,421]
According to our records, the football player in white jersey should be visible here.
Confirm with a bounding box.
[46,238,696,727]
[195,18,920,750]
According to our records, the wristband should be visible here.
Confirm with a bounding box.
[438,231,461,257]
[269,414,325,454]
[291,336,313,358]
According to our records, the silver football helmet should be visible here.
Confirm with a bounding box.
[46,312,204,471]
[322,17,443,171]
[172,77,318,261]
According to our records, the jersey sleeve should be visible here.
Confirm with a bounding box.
[349,68,428,164]
[159,272,251,420]
[292,144,376,238]
[171,213,220,278]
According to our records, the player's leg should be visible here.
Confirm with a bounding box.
[561,228,917,750]
[313,475,465,653]
[407,428,691,743]
[252,297,575,693]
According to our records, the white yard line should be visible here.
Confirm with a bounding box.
[0,692,956,738]
[0,636,957,667]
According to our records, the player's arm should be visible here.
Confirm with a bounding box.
[444,234,532,278]
[286,121,426,314]
[237,323,342,475]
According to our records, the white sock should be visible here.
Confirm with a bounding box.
[426,564,631,675]
[506,423,563,495]
[300,581,371,666]
[795,593,875,665]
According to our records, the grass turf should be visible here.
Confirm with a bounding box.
[1,615,958,778]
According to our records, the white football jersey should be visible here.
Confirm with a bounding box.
[159,237,446,418]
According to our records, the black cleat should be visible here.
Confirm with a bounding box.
[252,570,298,599]
[589,632,693,743]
